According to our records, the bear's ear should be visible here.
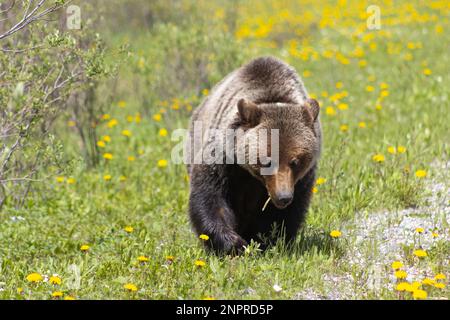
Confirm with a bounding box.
[303,98,320,122]
[237,98,261,126]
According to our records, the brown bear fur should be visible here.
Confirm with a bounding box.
[185,56,322,254]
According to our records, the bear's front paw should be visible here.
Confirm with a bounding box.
[227,234,248,255]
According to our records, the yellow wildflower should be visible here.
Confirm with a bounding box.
[358,122,366,128]
[372,154,385,163]
[49,276,62,285]
[423,68,432,76]
[118,100,127,108]
[127,156,135,162]
[67,120,76,127]
[107,119,118,128]
[199,234,210,241]
[97,140,106,148]
[366,85,375,92]
[52,291,63,298]
[415,170,427,178]
[387,146,396,154]
[159,128,168,137]
[329,230,342,238]
[102,135,111,142]
[195,260,206,267]
[397,146,406,153]
[26,273,43,283]
[413,249,427,258]
[124,283,138,292]
[101,114,110,120]
[337,103,348,110]
[137,256,149,262]
[395,270,407,279]
[56,176,65,183]
[412,289,427,300]
[157,159,168,168]
[153,114,162,122]
[434,273,446,280]
[415,227,424,234]
[339,124,349,132]
[80,244,90,252]
[64,296,76,300]
[316,177,326,185]
[433,283,445,289]
[391,261,403,270]
[396,282,411,292]
[325,106,336,116]
[66,178,76,184]
[124,226,134,233]
[103,153,113,160]
[103,175,112,181]
[121,129,132,137]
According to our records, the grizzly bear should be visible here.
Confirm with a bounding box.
[185,56,321,254]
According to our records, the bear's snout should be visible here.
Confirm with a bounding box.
[272,191,293,209]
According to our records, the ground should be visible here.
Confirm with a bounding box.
[0,0,448,300]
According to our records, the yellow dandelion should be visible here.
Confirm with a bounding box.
[316,177,326,185]
[121,130,132,137]
[395,270,408,279]
[26,273,43,283]
[118,100,127,108]
[412,281,422,290]
[423,68,432,76]
[375,103,382,111]
[366,85,375,92]
[159,128,168,137]
[119,175,127,182]
[103,174,112,181]
[325,106,336,116]
[124,226,134,233]
[335,82,344,89]
[358,122,366,128]
[64,296,76,300]
[303,70,312,78]
[431,231,439,238]
[413,249,427,258]
[380,82,389,89]
[415,170,427,178]
[103,153,113,160]
[52,291,63,298]
[66,177,76,184]
[102,135,111,142]
[137,256,149,262]
[433,283,445,289]
[166,255,175,262]
[195,260,206,267]
[339,124,349,132]
[412,289,427,300]
[422,278,436,286]
[337,103,348,110]
[97,140,106,148]
[127,156,135,162]
[157,159,168,168]
[67,120,76,127]
[56,176,65,183]
[434,273,446,280]
[329,230,342,238]
[126,115,134,123]
[135,114,142,123]
[415,227,424,234]
[397,146,406,153]
[17,287,24,295]
[124,283,138,292]
[153,114,162,122]
[387,146,396,154]
[396,282,411,292]
[199,234,210,241]
[49,276,62,285]
[80,244,90,252]
[391,261,403,270]
[380,90,389,97]
[101,114,111,120]
[107,119,118,128]
[312,186,318,193]
[202,88,209,96]
[372,154,385,163]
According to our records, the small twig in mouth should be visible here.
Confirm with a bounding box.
[262,196,271,212]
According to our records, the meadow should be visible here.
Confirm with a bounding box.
[0,0,448,300]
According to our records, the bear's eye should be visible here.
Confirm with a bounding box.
[289,158,300,167]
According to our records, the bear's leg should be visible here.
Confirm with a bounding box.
[189,166,247,255]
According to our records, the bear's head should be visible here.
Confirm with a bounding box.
[234,98,321,209]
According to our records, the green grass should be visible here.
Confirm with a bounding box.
[0,1,449,300]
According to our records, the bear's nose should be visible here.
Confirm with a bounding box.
[275,192,293,207]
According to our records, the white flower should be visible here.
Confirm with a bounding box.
[273,284,283,293]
